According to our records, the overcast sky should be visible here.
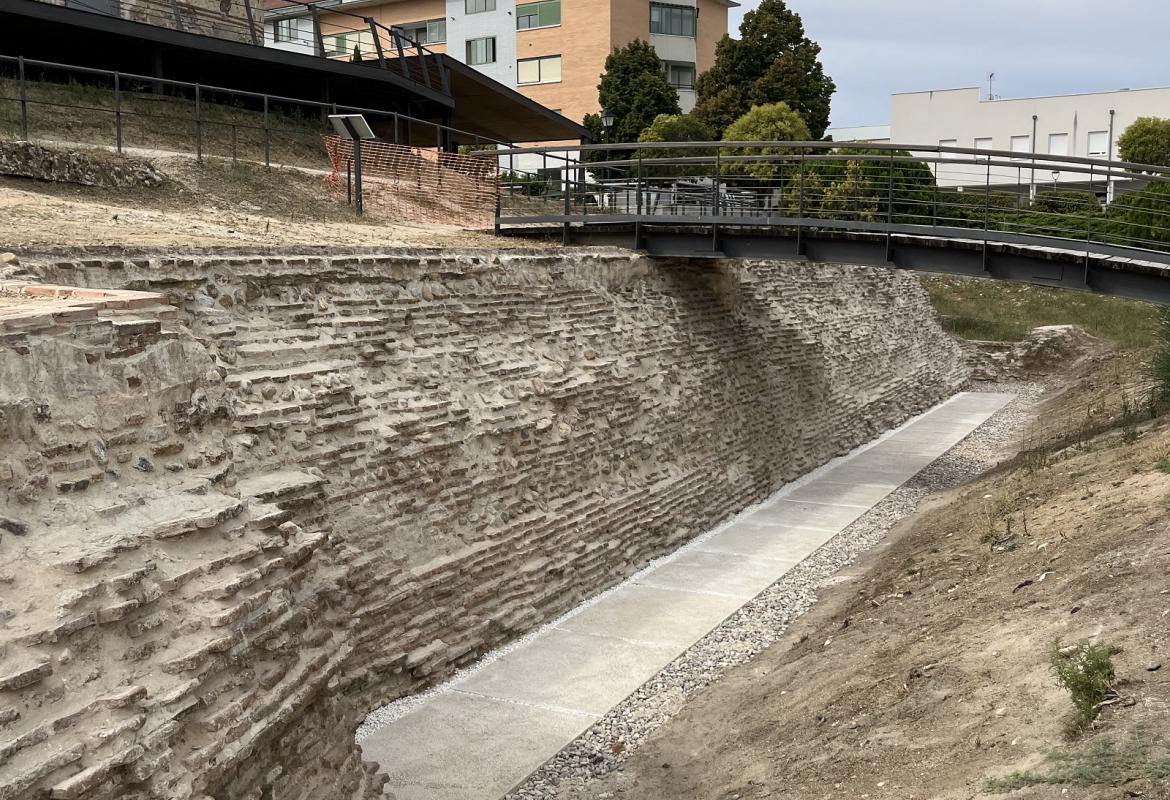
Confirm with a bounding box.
[726,0,1170,128]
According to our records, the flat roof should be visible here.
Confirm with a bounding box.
[893,85,1170,101]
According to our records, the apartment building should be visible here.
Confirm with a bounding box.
[890,86,1170,188]
[264,0,735,124]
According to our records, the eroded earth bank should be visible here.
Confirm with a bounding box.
[0,250,966,799]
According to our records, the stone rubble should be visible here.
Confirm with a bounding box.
[1,248,967,800]
[507,381,1045,799]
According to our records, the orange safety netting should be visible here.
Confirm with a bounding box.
[322,134,499,228]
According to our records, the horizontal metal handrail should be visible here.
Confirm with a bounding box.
[482,139,1170,177]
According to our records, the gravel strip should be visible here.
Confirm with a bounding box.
[505,381,1045,799]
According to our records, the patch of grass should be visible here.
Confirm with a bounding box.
[1157,458,1170,474]
[926,275,1159,351]
[1051,640,1116,735]
[986,730,1170,793]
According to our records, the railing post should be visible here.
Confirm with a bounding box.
[563,156,571,245]
[312,7,324,58]
[353,137,364,216]
[1085,163,1095,284]
[712,149,721,251]
[17,55,28,141]
[982,154,992,273]
[416,44,432,88]
[886,151,894,263]
[393,30,410,78]
[635,153,643,249]
[170,0,186,31]
[113,71,122,154]
[194,83,202,163]
[795,153,807,257]
[367,18,386,68]
[243,0,259,45]
[262,94,270,167]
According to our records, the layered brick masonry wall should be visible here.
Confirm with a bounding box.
[0,249,968,800]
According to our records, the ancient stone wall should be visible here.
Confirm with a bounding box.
[0,250,967,800]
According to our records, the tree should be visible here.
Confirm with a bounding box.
[636,113,717,177]
[693,0,834,138]
[1118,117,1170,169]
[583,39,680,157]
[721,102,811,180]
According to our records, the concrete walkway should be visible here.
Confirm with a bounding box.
[360,391,1015,800]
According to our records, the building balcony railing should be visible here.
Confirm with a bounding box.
[31,0,449,96]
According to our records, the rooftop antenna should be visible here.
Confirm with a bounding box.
[988,72,996,100]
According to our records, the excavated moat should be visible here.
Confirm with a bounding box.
[0,248,966,800]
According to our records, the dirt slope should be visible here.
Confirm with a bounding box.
[577,352,1170,800]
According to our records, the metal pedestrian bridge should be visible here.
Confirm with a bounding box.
[483,141,1170,303]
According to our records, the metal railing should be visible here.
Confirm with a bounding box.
[33,0,448,95]
[0,53,510,169]
[483,140,1170,267]
[264,1,448,92]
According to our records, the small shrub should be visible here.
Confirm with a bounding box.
[1156,457,1170,474]
[1050,641,1116,735]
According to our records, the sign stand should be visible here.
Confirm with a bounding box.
[328,114,376,216]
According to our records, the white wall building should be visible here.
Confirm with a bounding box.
[889,86,1170,189]
[825,124,890,144]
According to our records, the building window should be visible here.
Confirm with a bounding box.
[517,0,560,29]
[517,55,561,84]
[666,62,695,89]
[973,137,993,151]
[400,18,446,44]
[326,30,373,58]
[939,138,958,158]
[650,3,696,37]
[1009,134,1031,154]
[1048,132,1069,157]
[273,18,296,43]
[466,36,496,65]
[1087,130,1109,158]
[466,0,496,13]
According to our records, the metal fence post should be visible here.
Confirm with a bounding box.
[796,153,806,257]
[17,55,28,140]
[113,71,122,153]
[982,155,992,273]
[712,149,721,250]
[243,0,259,45]
[353,137,364,216]
[885,152,894,262]
[262,93,270,167]
[194,83,202,163]
[1084,163,1095,282]
[562,155,571,245]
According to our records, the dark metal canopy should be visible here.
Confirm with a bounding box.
[0,0,587,143]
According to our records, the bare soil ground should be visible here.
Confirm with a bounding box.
[0,156,523,250]
[575,348,1170,800]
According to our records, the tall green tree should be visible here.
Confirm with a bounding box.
[583,39,680,157]
[693,0,835,139]
[1118,117,1170,168]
